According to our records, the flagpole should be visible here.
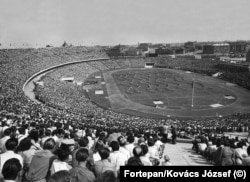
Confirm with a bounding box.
[191,79,195,108]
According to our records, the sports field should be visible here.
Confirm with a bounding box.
[86,68,250,119]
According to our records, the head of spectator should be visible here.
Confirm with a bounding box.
[2,158,22,182]
[237,142,243,149]
[38,128,45,138]
[78,136,89,148]
[43,138,56,151]
[216,140,222,148]
[94,170,117,182]
[138,137,145,145]
[110,141,119,152]
[29,129,39,143]
[57,129,65,139]
[140,144,149,156]
[93,140,105,154]
[127,157,143,166]
[147,138,155,147]
[45,129,52,137]
[117,136,126,147]
[133,146,142,157]
[56,143,71,162]
[99,147,110,160]
[48,170,70,182]
[29,122,36,131]
[18,127,26,136]
[5,137,18,151]
[224,139,230,147]
[127,135,134,144]
[3,127,12,137]
[164,155,170,162]
[76,148,89,165]
[16,137,32,152]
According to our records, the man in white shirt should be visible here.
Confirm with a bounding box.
[235,142,248,159]
[118,136,130,160]
[109,141,127,173]
[125,135,135,157]
[0,138,23,179]
[0,128,11,153]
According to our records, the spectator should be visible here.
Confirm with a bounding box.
[17,127,27,144]
[72,136,90,168]
[48,170,71,182]
[117,136,130,160]
[109,141,127,173]
[147,138,160,162]
[93,140,106,162]
[217,140,238,166]
[242,146,250,166]
[29,129,42,150]
[2,158,22,182]
[204,140,217,161]
[171,126,177,144]
[70,148,95,182]
[53,129,65,147]
[139,144,152,166]
[0,128,12,153]
[132,146,142,158]
[0,137,23,178]
[50,143,72,175]
[235,142,248,159]
[126,157,143,166]
[94,147,116,177]
[16,137,36,170]
[125,135,135,157]
[25,138,57,182]
[41,129,52,148]
[198,138,207,156]
[94,170,117,182]
[161,155,172,166]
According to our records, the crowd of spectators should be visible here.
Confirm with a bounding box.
[192,133,250,166]
[0,119,169,182]
[0,46,250,182]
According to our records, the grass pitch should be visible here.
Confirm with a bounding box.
[86,68,250,119]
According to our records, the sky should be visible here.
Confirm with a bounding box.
[0,0,250,47]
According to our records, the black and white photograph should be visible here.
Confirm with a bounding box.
[0,0,250,181]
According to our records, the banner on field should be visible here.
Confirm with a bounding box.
[95,90,104,95]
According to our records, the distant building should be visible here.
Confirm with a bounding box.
[203,45,214,54]
[247,49,250,62]
[137,43,150,52]
[194,44,203,51]
[155,47,172,55]
[125,47,138,56]
[213,43,230,56]
[184,41,196,52]
[202,43,229,55]
[229,42,247,56]
[174,47,185,54]
[106,45,125,57]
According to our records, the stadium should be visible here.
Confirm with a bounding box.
[28,57,250,120]
[1,46,250,176]
[2,1,250,181]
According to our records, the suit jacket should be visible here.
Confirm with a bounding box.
[94,159,116,177]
